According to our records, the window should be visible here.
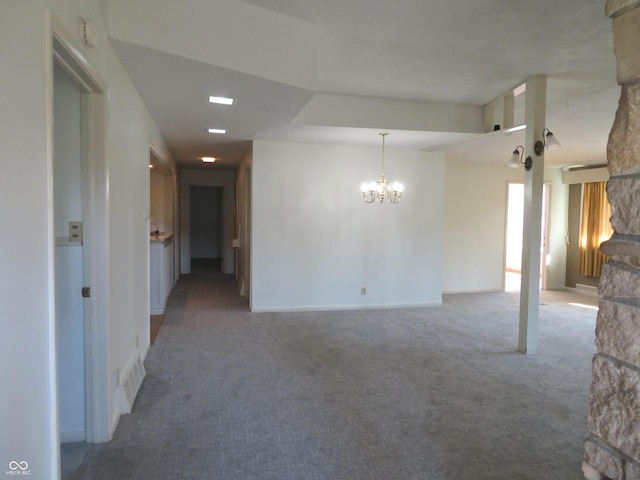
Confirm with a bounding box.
[579,181,612,277]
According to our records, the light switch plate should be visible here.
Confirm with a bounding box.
[69,221,83,243]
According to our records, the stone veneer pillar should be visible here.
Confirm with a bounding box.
[583,2,640,479]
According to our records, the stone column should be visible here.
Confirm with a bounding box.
[583,2,640,479]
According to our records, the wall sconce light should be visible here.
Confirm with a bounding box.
[534,128,560,156]
[507,145,532,171]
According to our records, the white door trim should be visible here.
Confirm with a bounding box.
[50,12,111,443]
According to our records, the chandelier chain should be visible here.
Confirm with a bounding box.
[380,132,387,179]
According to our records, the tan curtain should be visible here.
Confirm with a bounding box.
[579,181,613,277]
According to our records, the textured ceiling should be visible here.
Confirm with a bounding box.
[242,0,614,102]
[108,0,619,170]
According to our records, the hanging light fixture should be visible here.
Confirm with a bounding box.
[360,132,404,204]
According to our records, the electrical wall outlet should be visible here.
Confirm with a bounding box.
[361,287,367,295]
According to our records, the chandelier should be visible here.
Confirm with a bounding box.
[360,132,404,204]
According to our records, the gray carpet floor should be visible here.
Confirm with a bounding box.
[67,274,598,480]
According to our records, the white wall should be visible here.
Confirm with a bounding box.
[150,169,173,234]
[180,170,236,274]
[150,169,177,235]
[1,3,62,476]
[236,148,253,298]
[443,159,567,293]
[0,2,175,476]
[251,141,445,311]
[443,160,517,293]
[150,170,165,233]
[545,167,568,290]
[105,44,156,426]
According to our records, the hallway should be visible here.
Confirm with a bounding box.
[67,276,598,479]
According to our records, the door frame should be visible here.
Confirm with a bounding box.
[540,181,551,290]
[179,171,236,276]
[51,14,111,443]
[504,181,551,291]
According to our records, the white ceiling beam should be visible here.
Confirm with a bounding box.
[292,93,483,134]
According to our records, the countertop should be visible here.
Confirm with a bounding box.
[150,233,174,244]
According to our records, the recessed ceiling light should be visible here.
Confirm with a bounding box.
[209,96,234,105]
[201,157,216,163]
[208,128,227,134]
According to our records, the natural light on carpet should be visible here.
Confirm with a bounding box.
[569,303,599,311]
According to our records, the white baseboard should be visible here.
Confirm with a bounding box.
[250,301,442,313]
[572,283,600,297]
[442,288,504,294]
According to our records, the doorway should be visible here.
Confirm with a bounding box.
[190,186,224,275]
[52,25,110,446]
[54,64,86,443]
[505,182,550,291]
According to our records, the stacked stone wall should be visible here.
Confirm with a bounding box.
[583,2,640,479]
